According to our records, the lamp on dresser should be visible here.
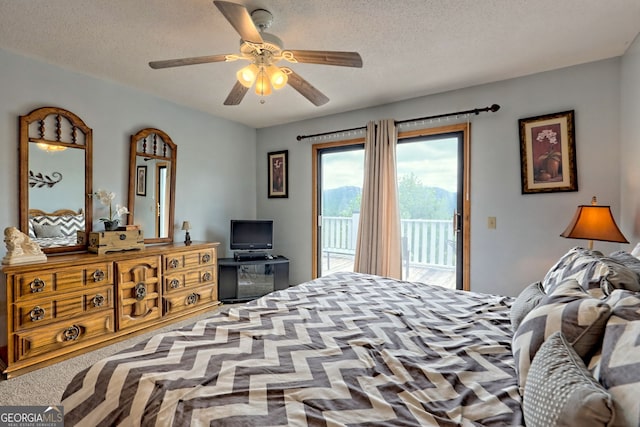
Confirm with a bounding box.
[560,196,628,250]
[182,221,192,246]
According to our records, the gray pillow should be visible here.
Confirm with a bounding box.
[510,281,545,331]
[512,279,611,393]
[523,332,614,427]
[33,223,63,238]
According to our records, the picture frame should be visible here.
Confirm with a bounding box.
[519,110,577,194]
[268,150,288,198]
[136,165,147,196]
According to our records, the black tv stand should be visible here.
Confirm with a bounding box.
[218,256,289,303]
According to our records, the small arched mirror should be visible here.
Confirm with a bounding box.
[19,106,93,254]
[127,128,176,244]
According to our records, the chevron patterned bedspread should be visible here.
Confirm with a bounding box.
[62,272,523,426]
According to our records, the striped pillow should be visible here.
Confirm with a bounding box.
[608,250,640,277]
[28,219,36,239]
[542,247,640,296]
[595,290,640,427]
[512,278,611,394]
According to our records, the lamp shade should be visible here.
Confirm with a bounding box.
[236,64,258,88]
[254,68,272,96]
[266,65,288,90]
[560,205,628,244]
[181,221,191,231]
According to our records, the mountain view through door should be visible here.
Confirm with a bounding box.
[317,133,461,289]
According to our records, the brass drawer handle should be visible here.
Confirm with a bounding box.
[186,293,199,305]
[30,306,45,322]
[201,253,211,263]
[168,258,179,269]
[134,283,147,301]
[29,278,46,293]
[63,325,81,341]
[93,269,105,282]
[92,294,105,307]
[202,272,212,282]
[169,278,180,289]
[119,233,127,240]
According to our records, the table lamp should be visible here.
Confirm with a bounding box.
[182,221,192,246]
[560,196,628,250]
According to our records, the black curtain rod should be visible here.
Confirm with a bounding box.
[296,103,501,141]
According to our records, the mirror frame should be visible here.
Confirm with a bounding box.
[19,106,93,254]
[127,128,177,244]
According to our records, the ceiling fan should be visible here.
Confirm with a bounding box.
[148,1,363,107]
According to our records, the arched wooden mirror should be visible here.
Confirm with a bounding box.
[128,128,177,244]
[19,106,93,254]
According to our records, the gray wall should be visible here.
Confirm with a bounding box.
[0,48,258,256]
[621,34,640,243]
[256,57,628,296]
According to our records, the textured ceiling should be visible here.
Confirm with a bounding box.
[0,0,638,128]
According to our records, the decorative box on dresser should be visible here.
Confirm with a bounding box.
[0,241,219,378]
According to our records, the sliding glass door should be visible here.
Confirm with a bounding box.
[316,144,364,276]
[312,124,468,290]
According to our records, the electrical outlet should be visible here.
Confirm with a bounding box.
[488,216,497,229]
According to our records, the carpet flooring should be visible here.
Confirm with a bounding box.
[0,303,237,407]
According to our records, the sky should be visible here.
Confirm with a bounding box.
[321,136,459,192]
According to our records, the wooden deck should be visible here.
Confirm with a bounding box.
[322,253,456,290]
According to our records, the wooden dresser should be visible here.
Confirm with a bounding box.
[0,241,219,378]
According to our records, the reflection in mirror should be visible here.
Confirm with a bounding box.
[128,128,176,244]
[19,107,93,254]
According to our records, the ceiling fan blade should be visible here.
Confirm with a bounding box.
[213,1,263,44]
[285,69,329,106]
[149,54,229,69]
[224,81,249,105]
[286,50,363,68]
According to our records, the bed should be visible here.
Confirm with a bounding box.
[28,208,85,248]
[62,272,522,426]
[61,249,640,426]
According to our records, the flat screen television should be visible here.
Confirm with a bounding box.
[230,220,273,250]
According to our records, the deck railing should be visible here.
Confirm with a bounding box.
[322,214,456,268]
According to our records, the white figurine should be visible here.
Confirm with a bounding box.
[2,226,47,265]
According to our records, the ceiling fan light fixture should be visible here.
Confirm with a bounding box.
[254,68,272,96]
[236,63,258,88]
[37,142,67,153]
[150,2,362,106]
[266,65,288,90]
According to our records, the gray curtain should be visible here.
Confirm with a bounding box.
[353,119,402,278]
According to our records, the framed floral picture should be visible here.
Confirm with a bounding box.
[268,150,288,198]
[519,110,577,194]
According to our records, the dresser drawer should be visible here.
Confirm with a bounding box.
[12,310,115,362]
[116,255,162,330]
[164,267,216,293]
[12,262,113,302]
[164,248,216,271]
[163,284,218,317]
[13,285,114,331]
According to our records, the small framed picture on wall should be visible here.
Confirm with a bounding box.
[136,165,147,196]
[519,110,578,194]
[268,150,288,198]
